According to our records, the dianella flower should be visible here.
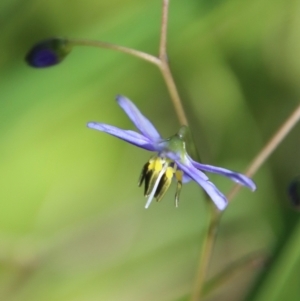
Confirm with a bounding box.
[87,95,256,210]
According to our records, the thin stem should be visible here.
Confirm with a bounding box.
[68,36,189,127]
[159,63,189,125]
[191,205,220,301]
[191,103,300,301]
[160,2,210,299]
[67,38,161,66]
[67,0,189,128]
[203,251,266,297]
[157,0,189,126]
[159,0,169,60]
[227,102,300,202]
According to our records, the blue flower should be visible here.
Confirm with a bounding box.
[87,95,256,210]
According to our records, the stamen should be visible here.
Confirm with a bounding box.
[175,182,182,207]
[145,163,168,209]
[138,162,150,187]
[155,166,175,202]
[145,157,164,197]
[175,170,183,207]
[139,157,185,208]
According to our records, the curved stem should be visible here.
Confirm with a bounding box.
[191,103,300,301]
[227,102,300,202]
[67,38,161,66]
[68,35,189,127]
[67,0,189,129]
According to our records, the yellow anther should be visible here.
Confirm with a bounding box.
[148,158,155,170]
[154,157,164,172]
[175,170,183,182]
[165,166,175,179]
[138,156,184,207]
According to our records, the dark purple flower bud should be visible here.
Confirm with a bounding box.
[25,38,72,68]
[288,175,300,210]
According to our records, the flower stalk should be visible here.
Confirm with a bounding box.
[227,102,300,202]
[191,102,300,300]
[191,205,220,301]
[67,38,161,66]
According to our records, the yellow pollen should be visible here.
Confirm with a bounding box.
[148,158,155,170]
[175,170,183,182]
[166,166,175,179]
[139,156,184,208]
[154,158,164,172]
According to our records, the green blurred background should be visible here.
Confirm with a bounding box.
[1,0,300,300]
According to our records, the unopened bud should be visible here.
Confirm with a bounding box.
[25,38,71,68]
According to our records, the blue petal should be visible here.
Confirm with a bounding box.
[188,156,256,191]
[116,95,161,142]
[176,161,228,210]
[87,122,157,151]
[182,173,192,183]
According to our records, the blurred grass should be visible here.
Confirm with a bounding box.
[0,0,300,300]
